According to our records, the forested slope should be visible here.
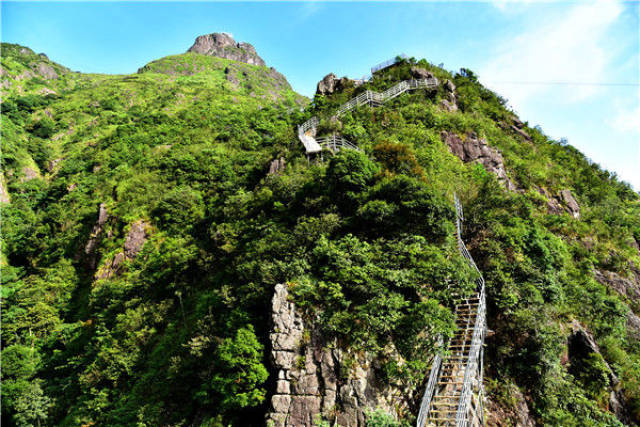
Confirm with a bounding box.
[1,40,639,427]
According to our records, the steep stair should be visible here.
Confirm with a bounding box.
[297,76,438,155]
[416,196,486,427]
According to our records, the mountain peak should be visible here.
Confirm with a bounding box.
[187,32,265,66]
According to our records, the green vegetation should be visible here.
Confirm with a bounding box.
[2,46,639,426]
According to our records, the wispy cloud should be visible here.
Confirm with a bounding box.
[480,0,623,108]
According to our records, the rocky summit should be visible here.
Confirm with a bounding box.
[187,32,266,66]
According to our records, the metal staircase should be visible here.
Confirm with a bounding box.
[297,76,439,154]
[417,195,486,427]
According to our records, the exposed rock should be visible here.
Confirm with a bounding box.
[534,186,581,218]
[0,174,10,204]
[46,157,63,172]
[20,166,39,182]
[268,157,286,175]
[593,268,640,304]
[444,79,456,93]
[83,203,109,269]
[67,183,77,192]
[441,131,514,190]
[16,70,35,81]
[510,124,531,141]
[559,189,580,219]
[440,79,458,111]
[568,321,631,424]
[627,312,640,340]
[187,32,265,66]
[96,220,149,280]
[410,66,434,80]
[266,284,409,427]
[486,387,535,427]
[124,220,148,259]
[38,87,57,96]
[19,47,32,55]
[35,63,58,80]
[316,73,354,96]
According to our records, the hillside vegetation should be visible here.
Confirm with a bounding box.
[1,43,639,427]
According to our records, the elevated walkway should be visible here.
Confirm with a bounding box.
[297,76,439,154]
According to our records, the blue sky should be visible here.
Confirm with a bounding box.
[2,1,638,189]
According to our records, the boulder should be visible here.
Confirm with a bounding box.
[187,33,265,66]
[316,73,354,96]
[559,189,580,218]
[444,79,456,93]
[410,66,434,80]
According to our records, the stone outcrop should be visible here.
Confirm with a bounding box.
[410,66,434,80]
[486,387,535,427]
[440,79,458,112]
[0,174,10,204]
[187,32,265,66]
[441,131,515,190]
[97,220,149,280]
[82,203,109,269]
[268,157,286,175]
[267,284,409,427]
[593,267,640,340]
[568,321,631,424]
[534,186,580,218]
[316,73,357,96]
[20,166,39,182]
[559,189,580,219]
[35,63,58,80]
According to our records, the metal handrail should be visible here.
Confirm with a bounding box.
[416,337,444,427]
[298,76,439,154]
[417,195,486,427]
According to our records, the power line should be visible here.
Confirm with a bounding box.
[484,81,640,87]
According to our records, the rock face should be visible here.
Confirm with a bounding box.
[268,157,286,175]
[316,73,356,96]
[594,267,640,340]
[0,174,10,204]
[568,322,631,424]
[266,284,409,427]
[35,63,58,80]
[534,186,580,218]
[559,189,580,219]
[410,66,434,80]
[97,220,149,280]
[187,33,265,66]
[440,79,458,112]
[486,387,535,427]
[82,203,109,269]
[441,131,514,190]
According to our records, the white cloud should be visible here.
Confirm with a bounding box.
[609,104,640,135]
[480,0,623,108]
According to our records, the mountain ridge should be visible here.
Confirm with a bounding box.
[1,34,639,427]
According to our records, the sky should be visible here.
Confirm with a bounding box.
[2,1,639,189]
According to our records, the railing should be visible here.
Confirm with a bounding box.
[416,195,486,427]
[316,135,362,152]
[297,76,439,154]
[416,337,444,427]
[371,53,408,74]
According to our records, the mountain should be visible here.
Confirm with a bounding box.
[1,34,639,427]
